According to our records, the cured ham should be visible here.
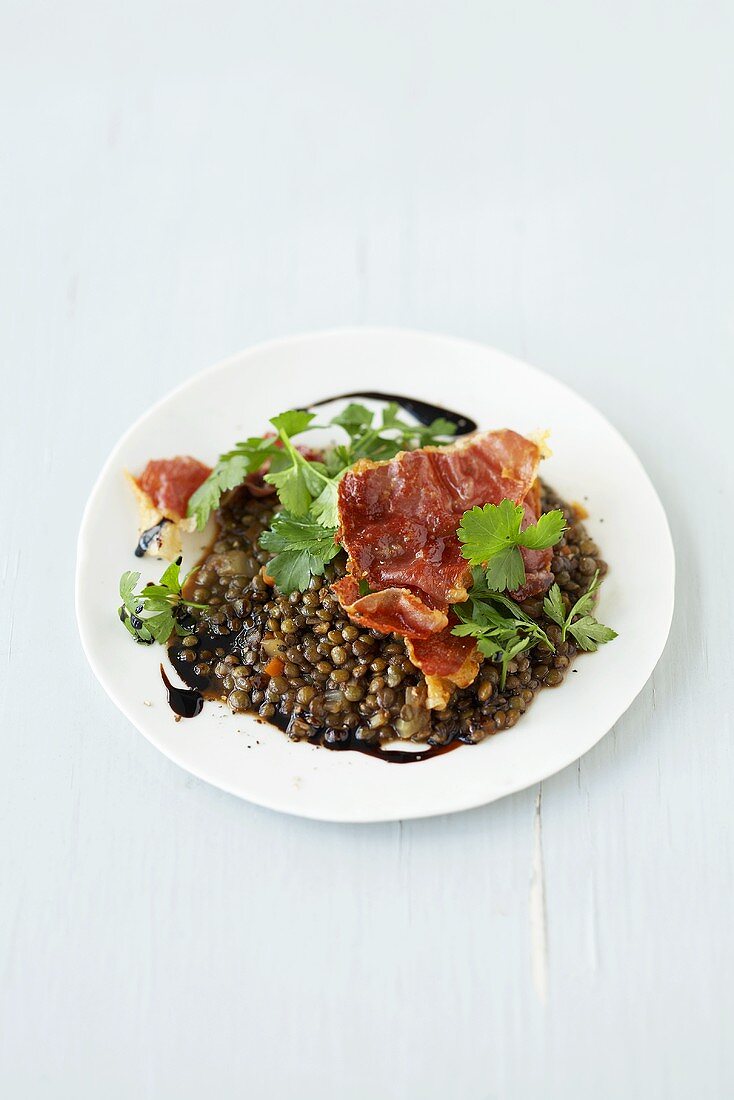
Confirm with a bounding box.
[337,431,545,608]
[333,430,551,705]
[138,457,212,519]
[512,479,554,602]
[406,621,482,709]
[332,576,448,637]
[127,456,212,561]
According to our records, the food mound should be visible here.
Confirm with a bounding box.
[117,400,616,758]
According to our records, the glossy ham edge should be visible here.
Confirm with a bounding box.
[406,624,482,710]
[332,577,448,638]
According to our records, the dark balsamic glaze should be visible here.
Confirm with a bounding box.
[160,664,204,718]
[310,391,477,435]
[265,708,464,764]
[134,519,172,558]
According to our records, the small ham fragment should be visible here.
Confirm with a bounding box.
[126,456,212,561]
[333,430,551,706]
[332,576,448,638]
[512,479,554,602]
[406,621,482,709]
[138,457,212,520]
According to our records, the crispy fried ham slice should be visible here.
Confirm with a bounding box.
[332,576,448,637]
[333,430,551,706]
[138,457,212,519]
[126,456,212,560]
[406,620,482,709]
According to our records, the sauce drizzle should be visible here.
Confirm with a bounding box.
[134,518,171,558]
[310,391,477,434]
[160,664,204,718]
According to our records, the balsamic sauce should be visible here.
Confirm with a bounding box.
[160,664,204,718]
[158,390,477,759]
[265,707,464,763]
[134,518,171,558]
[310,391,477,434]
[325,738,463,764]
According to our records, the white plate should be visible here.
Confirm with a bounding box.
[76,329,674,822]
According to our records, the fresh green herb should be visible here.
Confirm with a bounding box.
[259,511,340,594]
[187,401,456,534]
[457,499,566,592]
[117,560,207,645]
[330,401,456,465]
[185,401,457,591]
[187,436,281,530]
[543,570,618,651]
[261,408,346,526]
[453,560,617,687]
[452,568,555,687]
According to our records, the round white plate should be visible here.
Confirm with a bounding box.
[76,329,674,822]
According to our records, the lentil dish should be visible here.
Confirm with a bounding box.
[119,397,616,761]
[167,483,607,753]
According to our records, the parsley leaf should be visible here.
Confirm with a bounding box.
[187,436,280,530]
[187,401,457,532]
[330,403,373,432]
[542,582,567,629]
[517,510,567,550]
[457,500,566,592]
[117,559,207,645]
[543,570,617,651]
[451,584,554,688]
[567,616,618,652]
[565,570,603,624]
[263,410,336,519]
[269,409,317,437]
[259,511,340,594]
[484,545,526,592]
[310,477,342,528]
[458,500,524,564]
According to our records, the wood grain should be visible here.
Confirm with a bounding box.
[1,1,733,1096]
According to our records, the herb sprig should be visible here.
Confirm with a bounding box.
[451,562,617,687]
[118,560,207,645]
[543,570,618,651]
[259,511,340,594]
[187,402,457,533]
[452,568,556,687]
[457,499,566,593]
[187,436,282,531]
[186,402,457,594]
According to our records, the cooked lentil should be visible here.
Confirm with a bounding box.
[167,483,607,755]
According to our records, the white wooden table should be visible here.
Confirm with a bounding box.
[2,3,732,1097]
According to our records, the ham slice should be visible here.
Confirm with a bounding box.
[332,576,448,637]
[138,457,212,520]
[127,456,212,561]
[333,430,550,706]
[406,621,482,709]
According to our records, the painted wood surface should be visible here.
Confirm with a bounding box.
[1,2,732,1097]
